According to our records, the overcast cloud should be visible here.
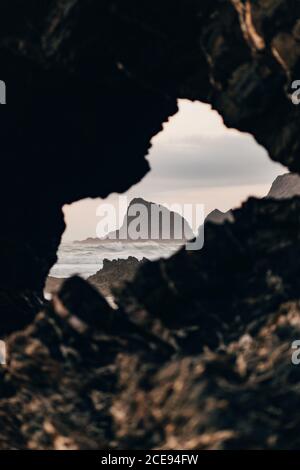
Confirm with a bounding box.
[62,100,286,241]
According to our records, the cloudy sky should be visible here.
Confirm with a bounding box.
[62,100,286,241]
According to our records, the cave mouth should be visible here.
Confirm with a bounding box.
[46,99,286,298]
[2,0,300,452]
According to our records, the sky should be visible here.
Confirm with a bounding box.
[62,100,286,241]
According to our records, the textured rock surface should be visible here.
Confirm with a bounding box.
[206,208,234,224]
[112,301,300,450]
[88,257,147,297]
[46,257,146,298]
[267,173,300,199]
[1,197,300,448]
[1,0,300,449]
[1,0,300,330]
[0,277,174,449]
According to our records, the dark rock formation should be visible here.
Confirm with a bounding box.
[88,257,147,297]
[1,0,300,450]
[78,198,194,243]
[203,172,300,228]
[0,276,174,449]
[1,0,300,333]
[117,196,300,351]
[46,257,147,298]
[206,208,234,224]
[4,198,300,449]
[267,173,300,199]
[112,301,300,450]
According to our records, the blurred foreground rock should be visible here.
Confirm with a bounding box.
[2,197,300,449]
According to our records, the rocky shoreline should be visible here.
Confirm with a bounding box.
[45,256,147,299]
[1,0,300,451]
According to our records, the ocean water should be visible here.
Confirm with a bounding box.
[49,242,181,279]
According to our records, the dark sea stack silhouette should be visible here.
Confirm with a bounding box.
[79,198,194,244]
[1,0,300,450]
